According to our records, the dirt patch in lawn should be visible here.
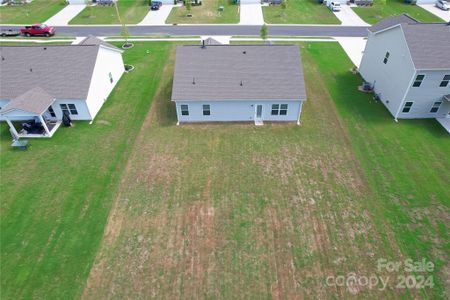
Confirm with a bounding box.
[82,45,410,299]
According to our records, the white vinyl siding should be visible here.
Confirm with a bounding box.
[175,100,302,123]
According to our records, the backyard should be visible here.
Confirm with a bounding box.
[0,0,66,24]
[69,0,149,25]
[0,41,449,299]
[352,0,445,24]
[166,0,239,24]
[262,0,340,24]
[0,42,171,299]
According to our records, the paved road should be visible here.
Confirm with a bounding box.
[0,25,369,37]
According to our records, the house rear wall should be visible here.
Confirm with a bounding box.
[174,100,303,123]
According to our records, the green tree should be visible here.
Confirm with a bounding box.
[114,1,131,47]
[185,0,192,12]
[280,0,287,18]
[260,23,268,41]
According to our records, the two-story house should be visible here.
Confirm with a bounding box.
[359,14,450,131]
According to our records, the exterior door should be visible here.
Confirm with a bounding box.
[256,105,263,119]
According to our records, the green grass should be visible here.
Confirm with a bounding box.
[1,41,448,299]
[0,0,66,24]
[262,0,340,24]
[302,42,449,298]
[352,0,445,24]
[166,0,239,24]
[82,42,448,299]
[69,0,149,25]
[0,42,171,299]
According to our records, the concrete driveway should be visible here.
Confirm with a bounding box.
[333,5,369,26]
[45,4,86,26]
[419,4,450,22]
[139,5,177,25]
[239,4,264,25]
[334,37,367,67]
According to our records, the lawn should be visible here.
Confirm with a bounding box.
[69,0,149,25]
[352,0,445,24]
[166,0,239,24]
[262,0,340,24]
[81,42,448,299]
[0,42,171,299]
[1,41,448,299]
[0,0,66,24]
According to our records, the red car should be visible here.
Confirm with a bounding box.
[20,23,55,37]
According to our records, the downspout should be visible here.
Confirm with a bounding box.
[394,70,416,122]
[297,101,303,125]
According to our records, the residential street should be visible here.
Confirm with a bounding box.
[0,24,369,37]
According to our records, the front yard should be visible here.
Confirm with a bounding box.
[262,0,340,24]
[352,0,445,24]
[1,41,448,299]
[69,0,149,25]
[0,0,66,24]
[166,0,239,24]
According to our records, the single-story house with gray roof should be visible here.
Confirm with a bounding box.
[171,44,307,125]
[0,36,124,138]
[359,14,450,132]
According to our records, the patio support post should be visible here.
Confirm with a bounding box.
[39,115,51,136]
[5,118,19,138]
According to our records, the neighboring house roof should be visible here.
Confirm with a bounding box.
[402,24,450,69]
[172,45,307,101]
[444,94,450,102]
[368,14,419,32]
[369,14,450,70]
[79,35,121,51]
[202,37,222,45]
[0,86,55,115]
[0,45,100,100]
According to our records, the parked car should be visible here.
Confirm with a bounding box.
[0,29,21,37]
[436,0,449,10]
[150,0,162,9]
[328,1,341,11]
[20,24,55,37]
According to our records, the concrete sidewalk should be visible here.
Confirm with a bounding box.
[239,4,264,25]
[45,4,86,26]
[333,5,369,26]
[334,37,367,67]
[419,4,450,22]
[139,5,179,25]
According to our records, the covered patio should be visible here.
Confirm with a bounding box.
[0,87,62,139]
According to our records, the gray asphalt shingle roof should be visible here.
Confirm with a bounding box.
[369,14,419,32]
[0,45,100,100]
[369,14,450,69]
[0,86,55,115]
[79,35,120,50]
[171,45,307,102]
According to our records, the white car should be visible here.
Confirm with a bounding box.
[328,1,341,11]
[436,0,450,10]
